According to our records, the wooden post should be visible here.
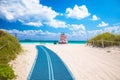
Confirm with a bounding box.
[93,40,94,47]
[101,39,104,48]
[112,41,114,46]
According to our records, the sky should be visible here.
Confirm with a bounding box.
[0,0,120,41]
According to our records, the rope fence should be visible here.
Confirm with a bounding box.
[87,40,120,48]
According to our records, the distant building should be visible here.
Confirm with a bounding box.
[59,33,68,44]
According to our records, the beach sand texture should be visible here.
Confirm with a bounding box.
[46,44,120,80]
[9,44,37,80]
[10,44,120,80]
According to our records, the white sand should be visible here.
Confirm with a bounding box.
[9,44,37,80]
[10,44,120,80]
[46,44,120,80]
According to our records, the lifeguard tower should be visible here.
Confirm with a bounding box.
[59,33,68,44]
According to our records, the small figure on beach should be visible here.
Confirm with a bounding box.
[59,33,68,44]
[53,41,57,45]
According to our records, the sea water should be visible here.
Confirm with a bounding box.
[20,40,87,44]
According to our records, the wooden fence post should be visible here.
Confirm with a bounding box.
[101,39,104,48]
[93,40,95,47]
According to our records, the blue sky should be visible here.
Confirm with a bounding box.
[0,0,120,41]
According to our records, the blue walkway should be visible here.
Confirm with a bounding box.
[28,46,74,80]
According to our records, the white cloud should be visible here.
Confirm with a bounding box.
[72,30,86,36]
[68,24,86,40]
[1,25,120,41]
[104,26,120,34]
[67,30,87,40]
[68,25,120,40]
[25,22,43,27]
[97,21,109,27]
[1,29,60,40]
[0,0,66,28]
[66,5,90,20]
[46,20,67,28]
[3,29,44,36]
[91,15,100,21]
[87,29,103,38]
[69,24,86,31]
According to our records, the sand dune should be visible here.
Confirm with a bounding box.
[10,44,120,80]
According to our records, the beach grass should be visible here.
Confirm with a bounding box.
[87,32,120,47]
[0,64,16,80]
[0,30,22,80]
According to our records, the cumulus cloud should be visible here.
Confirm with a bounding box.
[1,25,120,41]
[69,24,86,31]
[67,30,87,40]
[25,22,43,27]
[91,15,100,21]
[87,29,103,38]
[0,0,66,28]
[67,24,86,40]
[104,26,120,34]
[1,29,60,40]
[97,21,109,27]
[46,20,67,28]
[69,25,120,40]
[66,5,90,20]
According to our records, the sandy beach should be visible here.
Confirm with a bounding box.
[9,44,37,80]
[10,44,120,80]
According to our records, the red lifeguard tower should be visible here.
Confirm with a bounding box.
[59,33,68,44]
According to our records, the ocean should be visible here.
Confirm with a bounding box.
[20,40,87,44]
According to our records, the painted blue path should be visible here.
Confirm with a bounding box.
[28,46,74,80]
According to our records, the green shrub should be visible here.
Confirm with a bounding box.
[87,32,120,47]
[0,30,22,80]
[0,30,22,64]
[0,64,16,80]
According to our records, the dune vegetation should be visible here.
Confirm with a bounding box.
[87,32,120,47]
[0,30,22,80]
